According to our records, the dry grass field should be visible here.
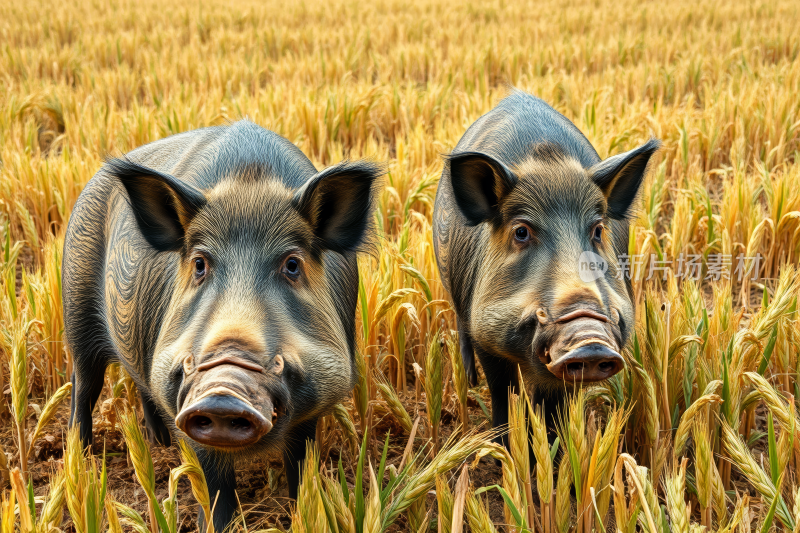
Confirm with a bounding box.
[2,0,800,531]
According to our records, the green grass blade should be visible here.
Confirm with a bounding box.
[355,429,368,533]
[760,474,783,533]
[549,437,560,463]
[475,485,526,528]
[757,324,778,375]
[768,412,778,484]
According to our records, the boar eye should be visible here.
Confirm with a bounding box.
[193,257,207,282]
[283,256,302,280]
[592,224,604,243]
[513,224,532,244]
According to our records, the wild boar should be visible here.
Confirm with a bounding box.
[63,120,383,530]
[433,91,659,440]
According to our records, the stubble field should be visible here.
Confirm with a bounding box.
[2,0,800,531]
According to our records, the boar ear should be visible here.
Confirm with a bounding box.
[447,152,517,225]
[105,158,207,251]
[589,138,661,219]
[293,161,384,253]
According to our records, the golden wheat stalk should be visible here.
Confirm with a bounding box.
[554,454,573,533]
[473,442,526,528]
[391,301,420,390]
[10,468,34,532]
[673,387,722,458]
[64,426,105,533]
[446,333,469,434]
[424,329,443,454]
[734,267,799,370]
[529,404,553,532]
[105,495,123,533]
[383,431,494,528]
[114,502,152,533]
[793,486,800,533]
[372,288,420,326]
[713,491,749,533]
[27,381,72,458]
[64,427,86,533]
[665,459,689,533]
[612,456,631,533]
[332,403,360,457]
[591,406,629,531]
[721,420,794,529]
[174,440,214,533]
[508,391,533,526]
[451,465,470,533]
[10,318,40,474]
[118,407,159,531]
[778,412,795,478]
[634,365,660,448]
[619,455,662,533]
[1,487,15,533]
[364,461,382,533]
[401,420,425,532]
[37,468,67,532]
[322,474,356,533]
[693,419,712,526]
[465,488,497,533]
[744,372,795,432]
[353,350,369,427]
[376,373,414,433]
[711,456,727,525]
[435,474,454,533]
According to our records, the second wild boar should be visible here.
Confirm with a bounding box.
[433,90,659,440]
[63,121,383,531]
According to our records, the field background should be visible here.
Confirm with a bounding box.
[2,0,800,531]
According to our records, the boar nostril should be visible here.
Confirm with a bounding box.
[598,361,614,373]
[194,416,212,428]
[566,362,584,374]
[230,418,252,430]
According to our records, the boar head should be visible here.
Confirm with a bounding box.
[448,139,659,388]
[107,158,381,453]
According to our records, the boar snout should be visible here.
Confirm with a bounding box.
[176,351,284,448]
[176,393,273,447]
[539,310,624,383]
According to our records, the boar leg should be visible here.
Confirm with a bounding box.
[198,456,237,532]
[284,417,319,499]
[475,349,518,450]
[140,393,172,446]
[457,318,478,386]
[68,362,107,447]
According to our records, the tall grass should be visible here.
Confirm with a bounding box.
[2,0,800,530]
